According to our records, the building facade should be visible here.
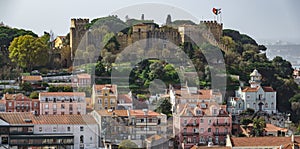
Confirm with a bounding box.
[227,69,277,114]
[91,109,167,148]
[92,84,118,110]
[2,93,40,114]
[173,102,232,149]
[0,113,98,149]
[39,92,86,115]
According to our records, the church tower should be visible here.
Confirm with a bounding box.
[249,69,262,88]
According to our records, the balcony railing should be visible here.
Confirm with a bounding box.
[182,132,199,136]
[185,123,199,127]
[213,132,229,136]
[213,122,230,126]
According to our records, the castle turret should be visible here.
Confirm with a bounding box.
[249,69,262,88]
[70,18,89,61]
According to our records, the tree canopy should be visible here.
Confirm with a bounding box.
[8,35,49,71]
[118,140,138,149]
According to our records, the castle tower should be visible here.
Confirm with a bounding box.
[249,69,262,88]
[200,20,223,42]
[70,18,89,61]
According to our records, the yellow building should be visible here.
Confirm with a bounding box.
[92,84,118,110]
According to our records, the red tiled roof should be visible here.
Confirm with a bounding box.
[77,73,91,79]
[264,123,288,132]
[174,89,213,100]
[39,92,85,97]
[118,94,132,103]
[263,86,275,92]
[96,110,128,117]
[129,110,160,117]
[3,93,32,101]
[231,137,296,147]
[242,86,275,92]
[0,113,97,125]
[94,84,117,94]
[22,76,42,81]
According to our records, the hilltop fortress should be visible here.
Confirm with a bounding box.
[69,15,224,61]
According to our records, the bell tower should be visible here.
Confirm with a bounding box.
[249,69,262,88]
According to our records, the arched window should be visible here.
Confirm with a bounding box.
[265,103,268,108]
[80,135,84,143]
[271,102,274,109]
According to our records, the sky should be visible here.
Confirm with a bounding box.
[0,0,300,44]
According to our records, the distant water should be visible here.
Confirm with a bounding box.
[266,44,300,68]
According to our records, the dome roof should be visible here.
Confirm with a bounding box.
[250,69,261,77]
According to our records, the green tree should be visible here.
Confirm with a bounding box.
[30,91,39,99]
[8,35,49,71]
[95,61,106,76]
[155,98,172,117]
[21,82,33,92]
[118,140,138,149]
[252,118,266,136]
[240,118,253,125]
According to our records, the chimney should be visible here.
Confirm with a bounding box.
[292,134,295,143]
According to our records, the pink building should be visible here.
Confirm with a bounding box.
[173,102,231,148]
[39,92,86,115]
[72,73,91,87]
[1,93,40,114]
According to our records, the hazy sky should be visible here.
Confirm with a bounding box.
[1,0,300,44]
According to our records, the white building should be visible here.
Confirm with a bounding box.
[228,69,277,114]
[39,92,86,115]
[0,113,99,149]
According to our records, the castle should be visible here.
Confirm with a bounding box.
[69,16,224,62]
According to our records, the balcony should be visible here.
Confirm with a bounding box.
[213,122,230,126]
[213,132,229,136]
[182,132,199,136]
[185,123,199,127]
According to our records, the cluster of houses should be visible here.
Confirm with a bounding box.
[0,69,295,149]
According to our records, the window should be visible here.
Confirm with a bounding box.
[67,127,71,131]
[104,98,108,105]
[193,119,197,125]
[208,119,212,125]
[61,104,65,109]
[39,127,42,132]
[53,104,57,110]
[45,104,49,109]
[200,119,204,123]
[271,102,274,109]
[34,102,38,107]
[184,119,187,125]
[98,98,102,104]
[216,128,219,133]
[238,103,241,109]
[188,137,192,143]
[225,128,228,133]
[8,102,12,107]
[196,110,202,115]
[200,136,205,143]
[247,95,250,98]
[208,128,211,132]
[80,135,84,143]
[213,109,217,115]
[80,126,84,131]
[53,127,57,132]
[200,128,204,133]
[265,103,268,108]
[183,128,187,133]
[193,136,197,143]
[215,136,219,143]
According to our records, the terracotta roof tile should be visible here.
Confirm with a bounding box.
[118,94,132,103]
[39,92,85,97]
[94,84,117,94]
[0,113,96,125]
[231,136,296,147]
[129,110,160,117]
[77,73,91,79]
[264,123,288,132]
[263,86,275,92]
[96,110,128,117]
[22,76,42,81]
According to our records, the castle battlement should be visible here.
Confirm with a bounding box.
[71,18,89,28]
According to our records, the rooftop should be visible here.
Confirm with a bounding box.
[0,113,97,125]
[39,92,86,97]
[230,136,300,147]
[22,75,42,81]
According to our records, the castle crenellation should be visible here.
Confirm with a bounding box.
[69,16,224,61]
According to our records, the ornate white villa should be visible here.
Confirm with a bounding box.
[227,69,277,115]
